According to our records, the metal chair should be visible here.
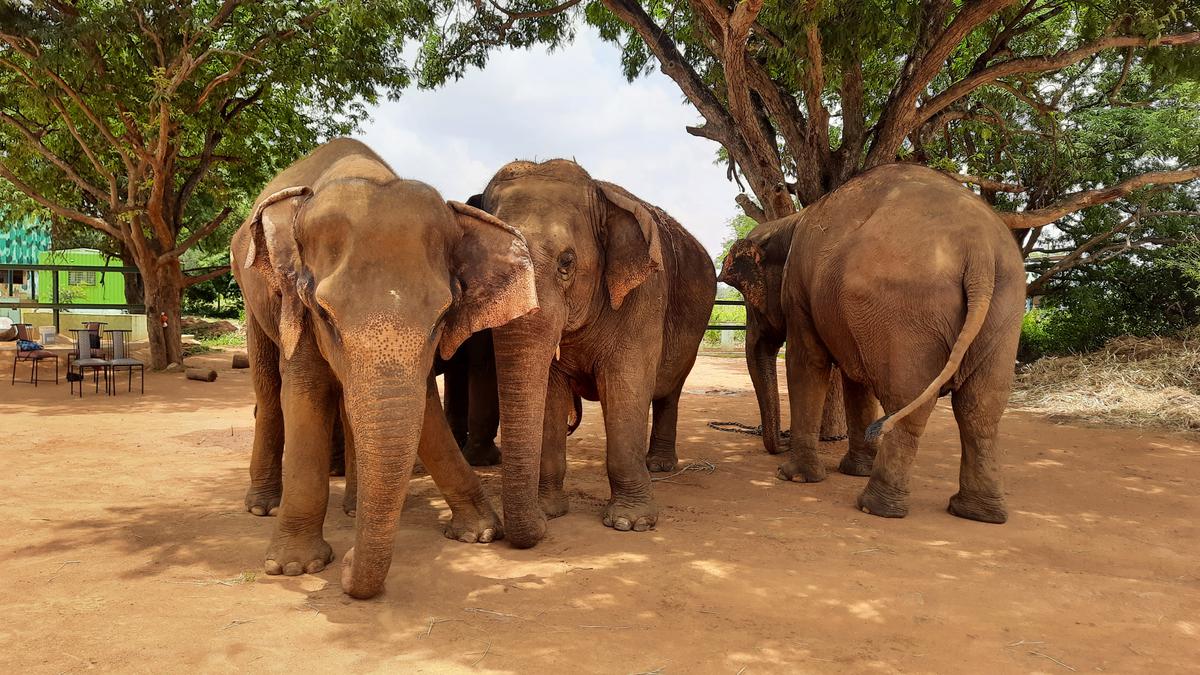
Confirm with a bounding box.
[106,329,143,395]
[68,328,110,397]
[11,323,58,386]
[67,321,107,369]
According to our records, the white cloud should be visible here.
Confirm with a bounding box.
[354,28,741,258]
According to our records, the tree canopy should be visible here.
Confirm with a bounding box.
[0,1,421,366]
[418,0,1200,294]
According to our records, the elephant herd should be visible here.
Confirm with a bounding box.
[230,138,1024,599]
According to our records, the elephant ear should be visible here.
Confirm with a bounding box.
[597,181,664,310]
[243,185,313,360]
[717,238,769,316]
[440,201,539,359]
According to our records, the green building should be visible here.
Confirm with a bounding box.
[36,249,128,305]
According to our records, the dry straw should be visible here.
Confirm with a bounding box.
[1010,327,1200,432]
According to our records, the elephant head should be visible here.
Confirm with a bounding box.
[473,159,664,548]
[244,159,536,598]
[716,217,796,454]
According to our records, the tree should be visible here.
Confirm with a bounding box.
[0,2,420,367]
[417,1,1199,262]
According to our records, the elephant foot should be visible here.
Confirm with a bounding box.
[645,449,678,473]
[776,454,827,483]
[264,534,334,576]
[245,485,281,517]
[444,496,504,543]
[602,497,658,532]
[856,478,909,518]
[461,438,501,467]
[765,435,790,455]
[837,451,874,477]
[948,490,1008,524]
[539,488,569,519]
[506,513,548,549]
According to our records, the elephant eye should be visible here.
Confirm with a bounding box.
[557,250,576,280]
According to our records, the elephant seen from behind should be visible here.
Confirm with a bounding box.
[720,164,1025,523]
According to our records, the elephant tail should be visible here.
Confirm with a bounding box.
[567,392,583,436]
[865,250,995,442]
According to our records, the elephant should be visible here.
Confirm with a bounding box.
[719,164,1025,523]
[231,138,538,598]
[437,330,503,466]
[472,159,716,547]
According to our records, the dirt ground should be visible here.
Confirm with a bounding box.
[3,351,1198,673]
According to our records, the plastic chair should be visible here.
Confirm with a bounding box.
[69,329,110,397]
[106,329,143,395]
[11,323,58,386]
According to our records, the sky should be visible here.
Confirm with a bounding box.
[354,27,741,258]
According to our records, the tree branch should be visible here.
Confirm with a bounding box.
[943,170,1025,193]
[161,207,233,262]
[183,265,232,287]
[919,32,1200,125]
[1000,167,1200,229]
[0,159,121,238]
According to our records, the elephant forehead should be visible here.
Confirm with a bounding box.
[492,158,592,182]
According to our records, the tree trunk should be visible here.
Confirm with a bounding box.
[140,259,185,369]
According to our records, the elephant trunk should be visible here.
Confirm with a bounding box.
[746,313,785,455]
[492,310,560,548]
[339,377,424,599]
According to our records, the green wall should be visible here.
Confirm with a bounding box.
[36,249,127,305]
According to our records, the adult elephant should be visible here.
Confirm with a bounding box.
[728,220,847,457]
[232,138,537,598]
[473,160,716,548]
[719,164,1024,523]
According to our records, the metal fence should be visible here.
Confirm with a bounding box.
[708,297,746,331]
[0,262,145,331]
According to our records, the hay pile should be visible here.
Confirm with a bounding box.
[1010,329,1200,432]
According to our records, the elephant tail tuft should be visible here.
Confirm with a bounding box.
[865,414,893,443]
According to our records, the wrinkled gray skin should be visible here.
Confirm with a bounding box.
[476,160,716,548]
[231,138,538,599]
[720,164,1025,522]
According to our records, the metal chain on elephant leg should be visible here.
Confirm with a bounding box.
[706,421,846,442]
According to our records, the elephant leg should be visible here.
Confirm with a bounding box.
[837,377,882,477]
[462,333,501,466]
[341,401,358,517]
[417,375,503,543]
[856,402,934,518]
[442,357,470,449]
[245,312,284,517]
[329,411,346,477]
[599,365,658,532]
[776,317,832,484]
[947,352,1015,524]
[539,369,572,519]
[264,338,336,576]
[646,389,681,473]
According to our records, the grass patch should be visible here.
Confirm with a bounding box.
[198,332,247,349]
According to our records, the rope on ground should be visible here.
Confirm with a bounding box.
[706,420,847,442]
[651,459,716,483]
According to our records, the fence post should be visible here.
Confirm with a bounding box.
[52,268,60,333]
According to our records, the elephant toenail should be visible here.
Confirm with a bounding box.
[268,506,279,516]
[479,530,494,543]
[304,560,325,574]
[250,506,265,516]
[633,520,651,532]
[264,560,282,575]
[459,532,476,543]
[283,561,303,576]
[614,517,632,531]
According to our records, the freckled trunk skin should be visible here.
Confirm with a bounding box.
[492,315,557,549]
[339,381,424,600]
